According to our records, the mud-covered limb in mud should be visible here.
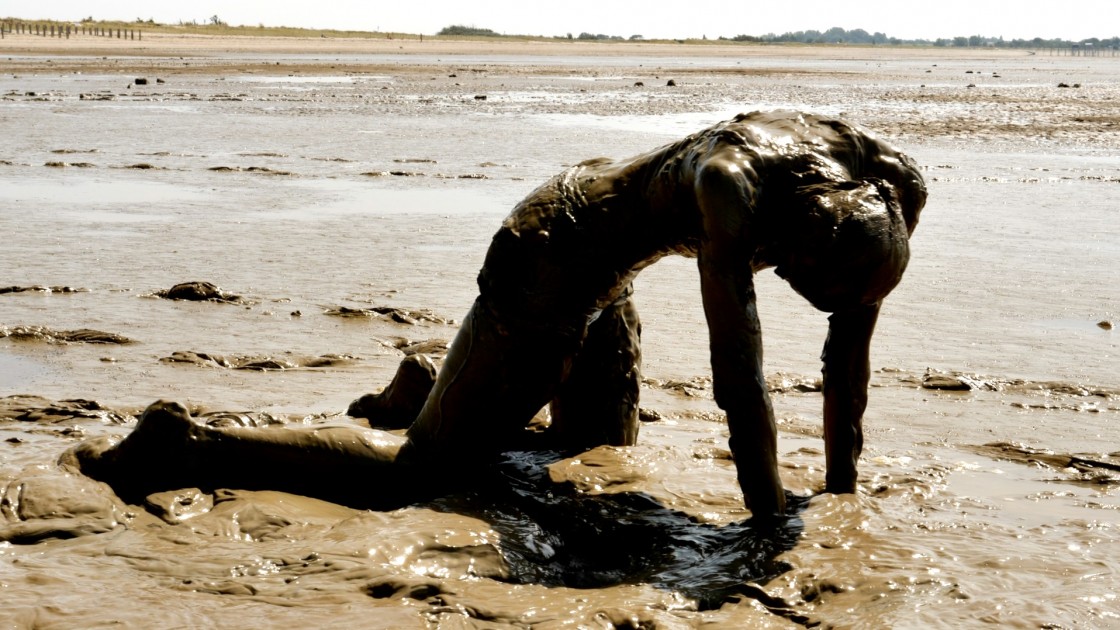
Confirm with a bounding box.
[820,304,880,494]
[61,400,415,509]
[548,293,642,450]
[694,157,785,517]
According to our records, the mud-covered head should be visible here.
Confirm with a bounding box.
[770,179,911,312]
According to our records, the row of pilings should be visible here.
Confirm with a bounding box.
[0,21,142,40]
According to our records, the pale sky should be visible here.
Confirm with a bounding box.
[15,1,1116,41]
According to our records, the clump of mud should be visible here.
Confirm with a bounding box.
[0,325,133,345]
[152,281,245,304]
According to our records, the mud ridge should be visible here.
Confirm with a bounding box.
[160,350,362,371]
[0,325,133,345]
[324,305,452,325]
[0,285,89,295]
[0,395,135,425]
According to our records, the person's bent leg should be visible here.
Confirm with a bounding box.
[548,293,642,449]
[401,299,574,467]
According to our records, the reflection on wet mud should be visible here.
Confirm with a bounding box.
[443,449,808,611]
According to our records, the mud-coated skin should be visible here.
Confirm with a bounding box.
[399,110,925,516]
[69,111,925,519]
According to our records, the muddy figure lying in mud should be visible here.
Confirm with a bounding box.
[67,111,926,518]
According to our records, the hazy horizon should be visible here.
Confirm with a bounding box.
[9,1,1117,42]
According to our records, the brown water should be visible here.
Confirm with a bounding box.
[1,49,1118,628]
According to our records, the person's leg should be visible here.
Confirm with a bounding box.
[62,400,410,509]
[401,299,576,465]
[548,294,642,450]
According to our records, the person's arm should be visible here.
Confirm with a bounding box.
[694,158,786,517]
[820,303,880,494]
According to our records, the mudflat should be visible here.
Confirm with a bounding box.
[1,32,1118,628]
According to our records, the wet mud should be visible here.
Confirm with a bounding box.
[0,285,88,294]
[324,305,452,325]
[160,350,362,371]
[1,43,1118,628]
[0,325,133,345]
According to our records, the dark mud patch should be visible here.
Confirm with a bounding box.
[324,305,451,325]
[0,326,133,345]
[161,350,361,371]
[115,163,166,170]
[44,161,95,168]
[0,395,134,425]
[150,281,246,304]
[208,165,295,176]
[0,285,89,295]
[437,449,808,610]
[361,170,488,179]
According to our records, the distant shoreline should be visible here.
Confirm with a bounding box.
[0,30,1034,61]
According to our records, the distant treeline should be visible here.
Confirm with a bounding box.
[437,25,501,37]
[730,27,1118,49]
[439,23,1117,49]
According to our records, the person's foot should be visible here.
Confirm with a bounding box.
[59,400,198,501]
[347,354,436,428]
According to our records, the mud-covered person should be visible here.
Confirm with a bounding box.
[67,111,926,518]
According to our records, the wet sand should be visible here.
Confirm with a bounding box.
[1,33,1118,627]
